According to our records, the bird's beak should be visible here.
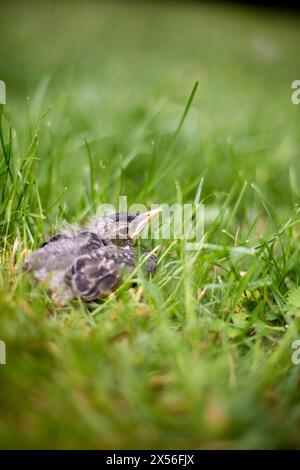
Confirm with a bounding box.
[128,208,162,240]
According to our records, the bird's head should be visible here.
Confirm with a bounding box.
[87,208,162,246]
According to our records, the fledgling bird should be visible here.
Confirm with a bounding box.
[24,209,161,306]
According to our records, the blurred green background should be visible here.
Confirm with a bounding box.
[1,0,300,214]
[1,0,300,450]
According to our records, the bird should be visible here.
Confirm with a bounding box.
[24,208,162,306]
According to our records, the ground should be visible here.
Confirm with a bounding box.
[0,0,300,449]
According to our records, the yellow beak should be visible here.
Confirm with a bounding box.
[128,208,162,239]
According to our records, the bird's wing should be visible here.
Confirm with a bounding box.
[24,230,105,275]
[65,247,125,301]
[41,233,69,247]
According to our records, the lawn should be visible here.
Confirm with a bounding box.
[0,0,300,449]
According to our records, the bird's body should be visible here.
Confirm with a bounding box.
[24,210,160,305]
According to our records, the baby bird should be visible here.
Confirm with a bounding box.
[24,209,161,306]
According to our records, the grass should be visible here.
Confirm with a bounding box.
[1,0,300,449]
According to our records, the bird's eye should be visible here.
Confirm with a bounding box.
[118,225,128,239]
